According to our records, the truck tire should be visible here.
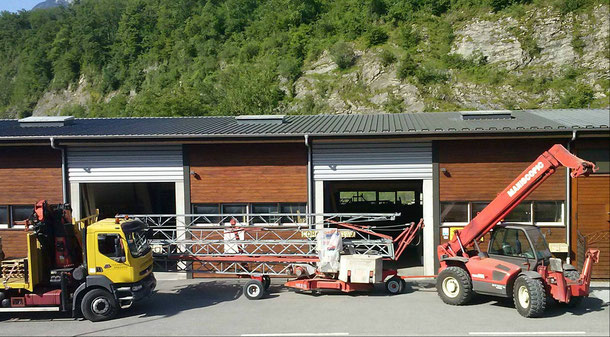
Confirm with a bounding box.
[563,270,583,307]
[437,266,473,305]
[81,288,118,322]
[243,280,264,300]
[513,275,546,318]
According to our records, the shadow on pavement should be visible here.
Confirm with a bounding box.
[124,280,243,318]
[479,294,608,318]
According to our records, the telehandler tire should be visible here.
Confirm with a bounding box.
[563,270,583,307]
[437,266,473,305]
[81,288,118,322]
[513,275,546,318]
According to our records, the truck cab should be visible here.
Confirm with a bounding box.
[75,218,156,321]
[1,203,155,322]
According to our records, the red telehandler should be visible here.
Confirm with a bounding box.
[436,144,600,317]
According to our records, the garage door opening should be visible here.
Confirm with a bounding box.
[324,180,424,271]
[80,183,176,220]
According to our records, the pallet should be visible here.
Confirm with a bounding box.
[1,258,27,284]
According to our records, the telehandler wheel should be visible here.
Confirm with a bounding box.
[513,275,546,318]
[385,276,403,295]
[437,266,473,305]
[244,279,264,300]
[81,289,118,322]
[563,270,583,307]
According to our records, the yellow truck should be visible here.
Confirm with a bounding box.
[0,201,155,321]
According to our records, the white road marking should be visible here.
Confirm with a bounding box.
[469,332,586,336]
[242,333,349,337]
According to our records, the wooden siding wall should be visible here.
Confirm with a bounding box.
[572,138,610,279]
[189,143,308,203]
[0,146,63,258]
[439,139,566,201]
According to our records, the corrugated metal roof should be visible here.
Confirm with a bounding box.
[0,109,607,140]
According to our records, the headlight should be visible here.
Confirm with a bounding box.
[131,284,143,292]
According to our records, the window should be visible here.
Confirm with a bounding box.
[470,202,489,220]
[98,233,125,260]
[191,203,307,226]
[534,201,563,223]
[280,203,306,224]
[192,204,220,224]
[489,227,535,259]
[440,202,469,223]
[397,191,416,205]
[252,203,279,224]
[11,205,32,228]
[441,201,564,226]
[0,206,8,228]
[221,204,248,223]
[505,202,532,223]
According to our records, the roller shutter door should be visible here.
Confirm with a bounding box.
[67,146,184,183]
[312,141,432,181]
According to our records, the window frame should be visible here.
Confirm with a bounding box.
[190,202,307,227]
[0,205,9,229]
[9,205,32,229]
[440,200,565,228]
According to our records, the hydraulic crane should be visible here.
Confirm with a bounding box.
[436,144,600,317]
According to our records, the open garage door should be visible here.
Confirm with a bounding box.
[312,140,434,275]
[66,145,185,221]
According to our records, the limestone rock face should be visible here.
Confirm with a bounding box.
[33,75,91,116]
[293,48,425,114]
[452,18,527,70]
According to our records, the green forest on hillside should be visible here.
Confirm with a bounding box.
[0,0,607,118]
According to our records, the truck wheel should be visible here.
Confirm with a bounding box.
[513,275,546,318]
[243,280,264,300]
[385,276,403,295]
[437,266,473,305]
[563,270,583,307]
[81,289,118,322]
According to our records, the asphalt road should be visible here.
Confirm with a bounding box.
[1,278,608,336]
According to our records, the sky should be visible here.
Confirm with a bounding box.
[0,0,43,12]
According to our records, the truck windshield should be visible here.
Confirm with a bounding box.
[126,230,150,258]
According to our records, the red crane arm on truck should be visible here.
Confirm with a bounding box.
[438,144,597,259]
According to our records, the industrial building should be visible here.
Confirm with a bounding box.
[0,109,608,278]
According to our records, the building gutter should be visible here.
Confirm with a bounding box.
[305,134,313,225]
[565,130,577,264]
[50,137,69,204]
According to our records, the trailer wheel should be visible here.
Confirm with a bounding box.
[262,276,271,290]
[244,280,264,300]
[385,276,403,295]
[563,270,583,307]
[437,266,473,305]
[81,289,118,322]
[513,275,546,318]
